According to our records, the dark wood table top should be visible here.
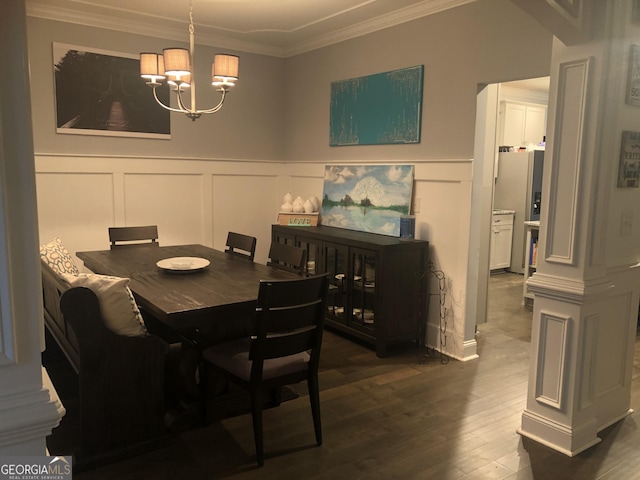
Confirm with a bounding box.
[76,244,298,331]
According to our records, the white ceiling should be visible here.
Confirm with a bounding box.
[26,0,477,57]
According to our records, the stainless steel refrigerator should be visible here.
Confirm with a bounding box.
[493,150,544,273]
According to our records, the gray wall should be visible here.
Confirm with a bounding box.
[284,0,552,162]
[27,17,286,160]
[27,1,552,163]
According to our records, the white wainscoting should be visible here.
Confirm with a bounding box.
[35,155,285,266]
[35,154,475,359]
[285,159,476,360]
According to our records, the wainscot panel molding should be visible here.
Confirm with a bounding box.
[535,311,570,409]
[592,297,628,397]
[212,174,283,263]
[35,155,477,363]
[578,312,597,411]
[545,58,592,266]
[280,159,476,363]
[35,155,283,265]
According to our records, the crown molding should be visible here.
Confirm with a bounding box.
[286,0,477,57]
[27,0,476,58]
[26,1,285,57]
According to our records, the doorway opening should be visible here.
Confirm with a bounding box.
[471,76,550,328]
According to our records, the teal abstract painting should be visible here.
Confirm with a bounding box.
[330,65,424,146]
[321,165,414,237]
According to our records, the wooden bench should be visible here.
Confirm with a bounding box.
[41,261,170,468]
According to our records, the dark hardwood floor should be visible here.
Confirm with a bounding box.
[47,272,640,479]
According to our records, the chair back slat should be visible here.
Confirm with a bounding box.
[257,274,321,306]
[267,242,307,275]
[258,328,317,360]
[225,232,257,261]
[259,301,322,333]
[250,274,329,367]
[109,225,159,249]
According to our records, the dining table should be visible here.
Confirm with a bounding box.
[76,243,300,426]
[76,243,299,342]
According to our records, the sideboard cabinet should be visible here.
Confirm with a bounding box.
[272,225,429,357]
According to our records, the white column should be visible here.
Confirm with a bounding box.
[518,0,640,455]
[0,0,63,454]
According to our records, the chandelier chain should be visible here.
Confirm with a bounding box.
[189,1,194,35]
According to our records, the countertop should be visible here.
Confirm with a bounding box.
[493,209,516,215]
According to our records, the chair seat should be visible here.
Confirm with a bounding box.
[203,338,310,382]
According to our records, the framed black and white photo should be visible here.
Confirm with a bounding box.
[53,43,170,139]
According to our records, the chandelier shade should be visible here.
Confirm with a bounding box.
[140,53,165,83]
[212,54,238,87]
[163,48,190,77]
[213,54,239,79]
[139,0,239,121]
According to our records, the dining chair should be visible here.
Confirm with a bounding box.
[267,242,307,275]
[201,273,330,467]
[109,225,159,249]
[225,231,257,262]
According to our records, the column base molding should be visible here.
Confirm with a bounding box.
[0,377,63,451]
[518,409,601,457]
[527,273,614,304]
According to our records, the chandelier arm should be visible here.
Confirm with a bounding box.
[151,87,189,114]
[175,88,192,114]
[193,89,227,115]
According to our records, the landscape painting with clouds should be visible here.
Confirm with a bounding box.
[320,164,414,237]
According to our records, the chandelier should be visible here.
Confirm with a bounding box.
[139,1,239,121]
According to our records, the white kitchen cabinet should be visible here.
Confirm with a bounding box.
[499,101,547,148]
[490,211,515,271]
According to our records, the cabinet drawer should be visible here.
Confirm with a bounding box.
[492,214,514,226]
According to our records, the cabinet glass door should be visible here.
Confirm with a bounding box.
[296,235,319,276]
[322,242,348,324]
[349,248,376,332]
